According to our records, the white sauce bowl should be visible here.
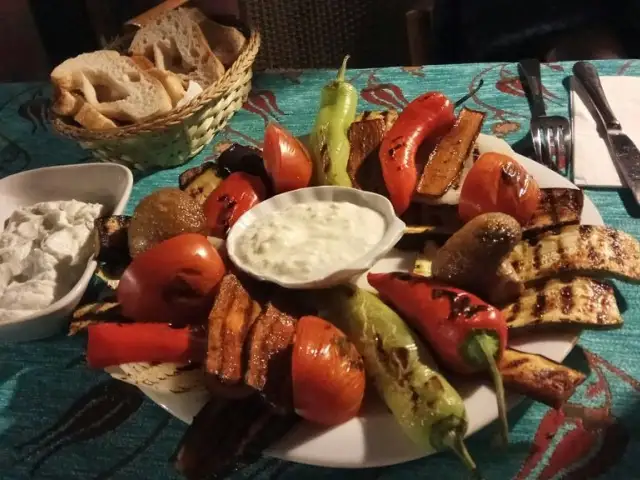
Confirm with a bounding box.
[226,186,406,289]
[0,163,133,342]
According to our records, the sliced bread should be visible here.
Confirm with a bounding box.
[51,50,173,123]
[129,9,225,87]
[183,8,247,68]
[53,87,117,130]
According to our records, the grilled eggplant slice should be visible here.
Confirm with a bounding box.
[508,225,640,284]
[503,277,623,333]
[93,215,131,266]
[245,300,297,411]
[205,273,264,396]
[523,188,584,235]
[179,162,225,205]
[416,108,485,198]
[173,395,299,480]
[69,301,126,335]
[498,348,586,408]
[347,110,397,195]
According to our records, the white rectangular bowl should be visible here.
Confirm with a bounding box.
[0,163,133,342]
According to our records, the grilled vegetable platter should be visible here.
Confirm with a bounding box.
[73,57,640,479]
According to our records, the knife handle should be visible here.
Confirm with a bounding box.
[573,61,621,130]
[518,59,547,118]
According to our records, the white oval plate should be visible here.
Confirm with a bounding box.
[139,135,603,468]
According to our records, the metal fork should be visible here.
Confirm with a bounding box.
[518,59,572,177]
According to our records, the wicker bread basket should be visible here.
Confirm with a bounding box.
[52,25,260,171]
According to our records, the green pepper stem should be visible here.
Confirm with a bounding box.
[442,431,480,478]
[471,333,509,447]
[336,55,350,83]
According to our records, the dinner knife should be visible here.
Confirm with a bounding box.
[573,61,640,204]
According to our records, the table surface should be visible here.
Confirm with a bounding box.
[1,60,639,480]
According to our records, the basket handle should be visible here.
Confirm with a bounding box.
[125,0,190,29]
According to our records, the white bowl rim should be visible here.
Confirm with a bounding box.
[226,185,407,289]
[0,162,133,327]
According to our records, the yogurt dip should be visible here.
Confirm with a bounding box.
[0,200,103,323]
[234,200,386,283]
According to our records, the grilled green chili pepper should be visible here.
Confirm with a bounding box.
[310,55,358,186]
[320,286,478,476]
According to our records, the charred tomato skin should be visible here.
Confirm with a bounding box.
[117,233,226,325]
[292,315,365,426]
[202,172,267,238]
[459,152,541,225]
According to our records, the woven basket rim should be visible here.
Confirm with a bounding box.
[52,27,260,141]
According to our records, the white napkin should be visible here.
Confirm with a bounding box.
[176,81,203,108]
[571,76,640,187]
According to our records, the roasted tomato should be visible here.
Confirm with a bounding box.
[458,152,541,224]
[203,172,267,237]
[292,315,365,426]
[117,233,226,324]
[263,122,313,193]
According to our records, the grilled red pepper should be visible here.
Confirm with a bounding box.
[378,92,455,215]
[86,323,205,369]
[203,172,267,237]
[368,271,510,444]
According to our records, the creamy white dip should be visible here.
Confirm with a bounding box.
[235,201,386,282]
[0,200,102,323]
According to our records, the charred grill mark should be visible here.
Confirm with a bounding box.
[472,146,480,161]
[556,234,567,268]
[502,358,528,369]
[431,289,489,320]
[505,299,521,323]
[532,244,543,271]
[333,335,365,371]
[512,259,522,274]
[548,189,560,225]
[390,272,423,283]
[559,285,573,315]
[607,228,624,265]
[423,376,444,410]
[362,110,372,120]
[579,224,594,238]
[391,347,410,371]
[217,194,238,236]
[387,139,405,159]
[532,293,546,319]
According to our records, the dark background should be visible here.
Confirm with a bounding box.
[3,0,639,82]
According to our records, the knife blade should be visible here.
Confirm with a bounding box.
[573,61,640,204]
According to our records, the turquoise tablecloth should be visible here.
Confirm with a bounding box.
[1,60,639,480]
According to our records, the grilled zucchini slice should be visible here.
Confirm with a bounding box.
[69,301,125,335]
[523,188,583,236]
[503,277,623,333]
[508,225,640,284]
[179,162,224,205]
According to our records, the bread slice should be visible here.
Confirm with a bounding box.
[146,68,187,106]
[184,8,246,68]
[51,50,173,123]
[130,54,155,70]
[130,54,186,107]
[52,87,117,130]
[52,86,82,116]
[129,9,225,87]
[74,100,118,130]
